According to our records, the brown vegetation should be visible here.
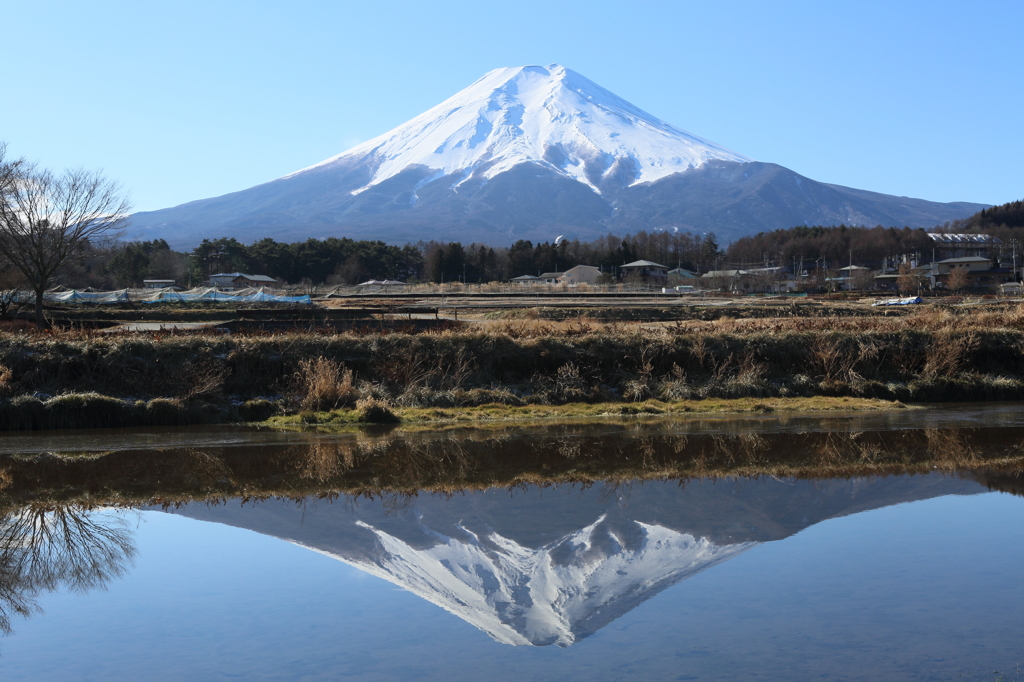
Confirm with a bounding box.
[1,303,1024,430]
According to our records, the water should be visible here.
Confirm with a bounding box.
[0,409,1022,680]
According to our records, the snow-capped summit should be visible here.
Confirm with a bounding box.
[128,65,986,248]
[293,64,750,195]
[315,515,754,647]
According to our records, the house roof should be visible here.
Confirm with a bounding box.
[511,274,539,281]
[538,272,565,279]
[668,268,699,278]
[939,257,992,264]
[838,265,870,271]
[565,264,600,272]
[211,272,276,282]
[621,260,667,269]
[927,233,1001,244]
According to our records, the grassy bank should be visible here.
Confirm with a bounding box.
[269,396,906,429]
[1,304,1023,430]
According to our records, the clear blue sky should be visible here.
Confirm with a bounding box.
[4,0,1021,214]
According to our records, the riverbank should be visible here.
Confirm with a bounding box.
[2,304,1023,430]
[269,396,908,430]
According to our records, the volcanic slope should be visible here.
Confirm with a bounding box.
[130,64,987,248]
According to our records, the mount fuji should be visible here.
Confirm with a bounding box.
[168,475,983,647]
[130,64,987,248]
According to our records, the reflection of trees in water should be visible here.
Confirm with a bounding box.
[0,505,136,635]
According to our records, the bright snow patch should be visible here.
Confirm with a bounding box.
[292,514,756,646]
[287,64,750,195]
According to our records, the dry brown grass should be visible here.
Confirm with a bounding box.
[296,356,358,411]
[178,358,229,401]
[2,301,1024,418]
[0,363,13,396]
[923,331,980,378]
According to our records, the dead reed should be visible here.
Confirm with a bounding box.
[1,302,1024,430]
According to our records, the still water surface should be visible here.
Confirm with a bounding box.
[1,408,1022,680]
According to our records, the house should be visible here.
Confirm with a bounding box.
[142,279,177,289]
[510,274,540,285]
[929,257,1015,291]
[667,267,700,283]
[209,273,277,289]
[873,270,901,291]
[926,233,1001,260]
[701,267,795,293]
[835,265,874,290]
[560,265,601,285]
[356,279,406,292]
[619,260,668,284]
[537,271,565,285]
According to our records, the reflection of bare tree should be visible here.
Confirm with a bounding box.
[0,505,135,635]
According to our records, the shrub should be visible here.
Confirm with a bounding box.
[45,393,133,429]
[238,398,278,421]
[355,397,399,424]
[0,395,45,430]
[145,398,189,426]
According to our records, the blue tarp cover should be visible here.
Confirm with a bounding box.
[871,296,923,307]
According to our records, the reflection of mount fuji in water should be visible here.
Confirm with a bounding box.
[171,475,983,646]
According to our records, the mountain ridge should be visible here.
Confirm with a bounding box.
[128,65,987,248]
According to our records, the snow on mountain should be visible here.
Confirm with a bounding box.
[127,64,987,248]
[289,64,750,195]
[292,513,755,647]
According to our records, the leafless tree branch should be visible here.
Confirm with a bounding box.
[0,142,131,325]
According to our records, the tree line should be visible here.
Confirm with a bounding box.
[723,225,936,270]
[44,220,1000,290]
[93,231,725,286]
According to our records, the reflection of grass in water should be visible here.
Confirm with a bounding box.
[1,425,1023,510]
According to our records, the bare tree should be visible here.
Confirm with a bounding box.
[0,143,131,325]
[851,267,876,291]
[897,262,919,296]
[946,265,970,294]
